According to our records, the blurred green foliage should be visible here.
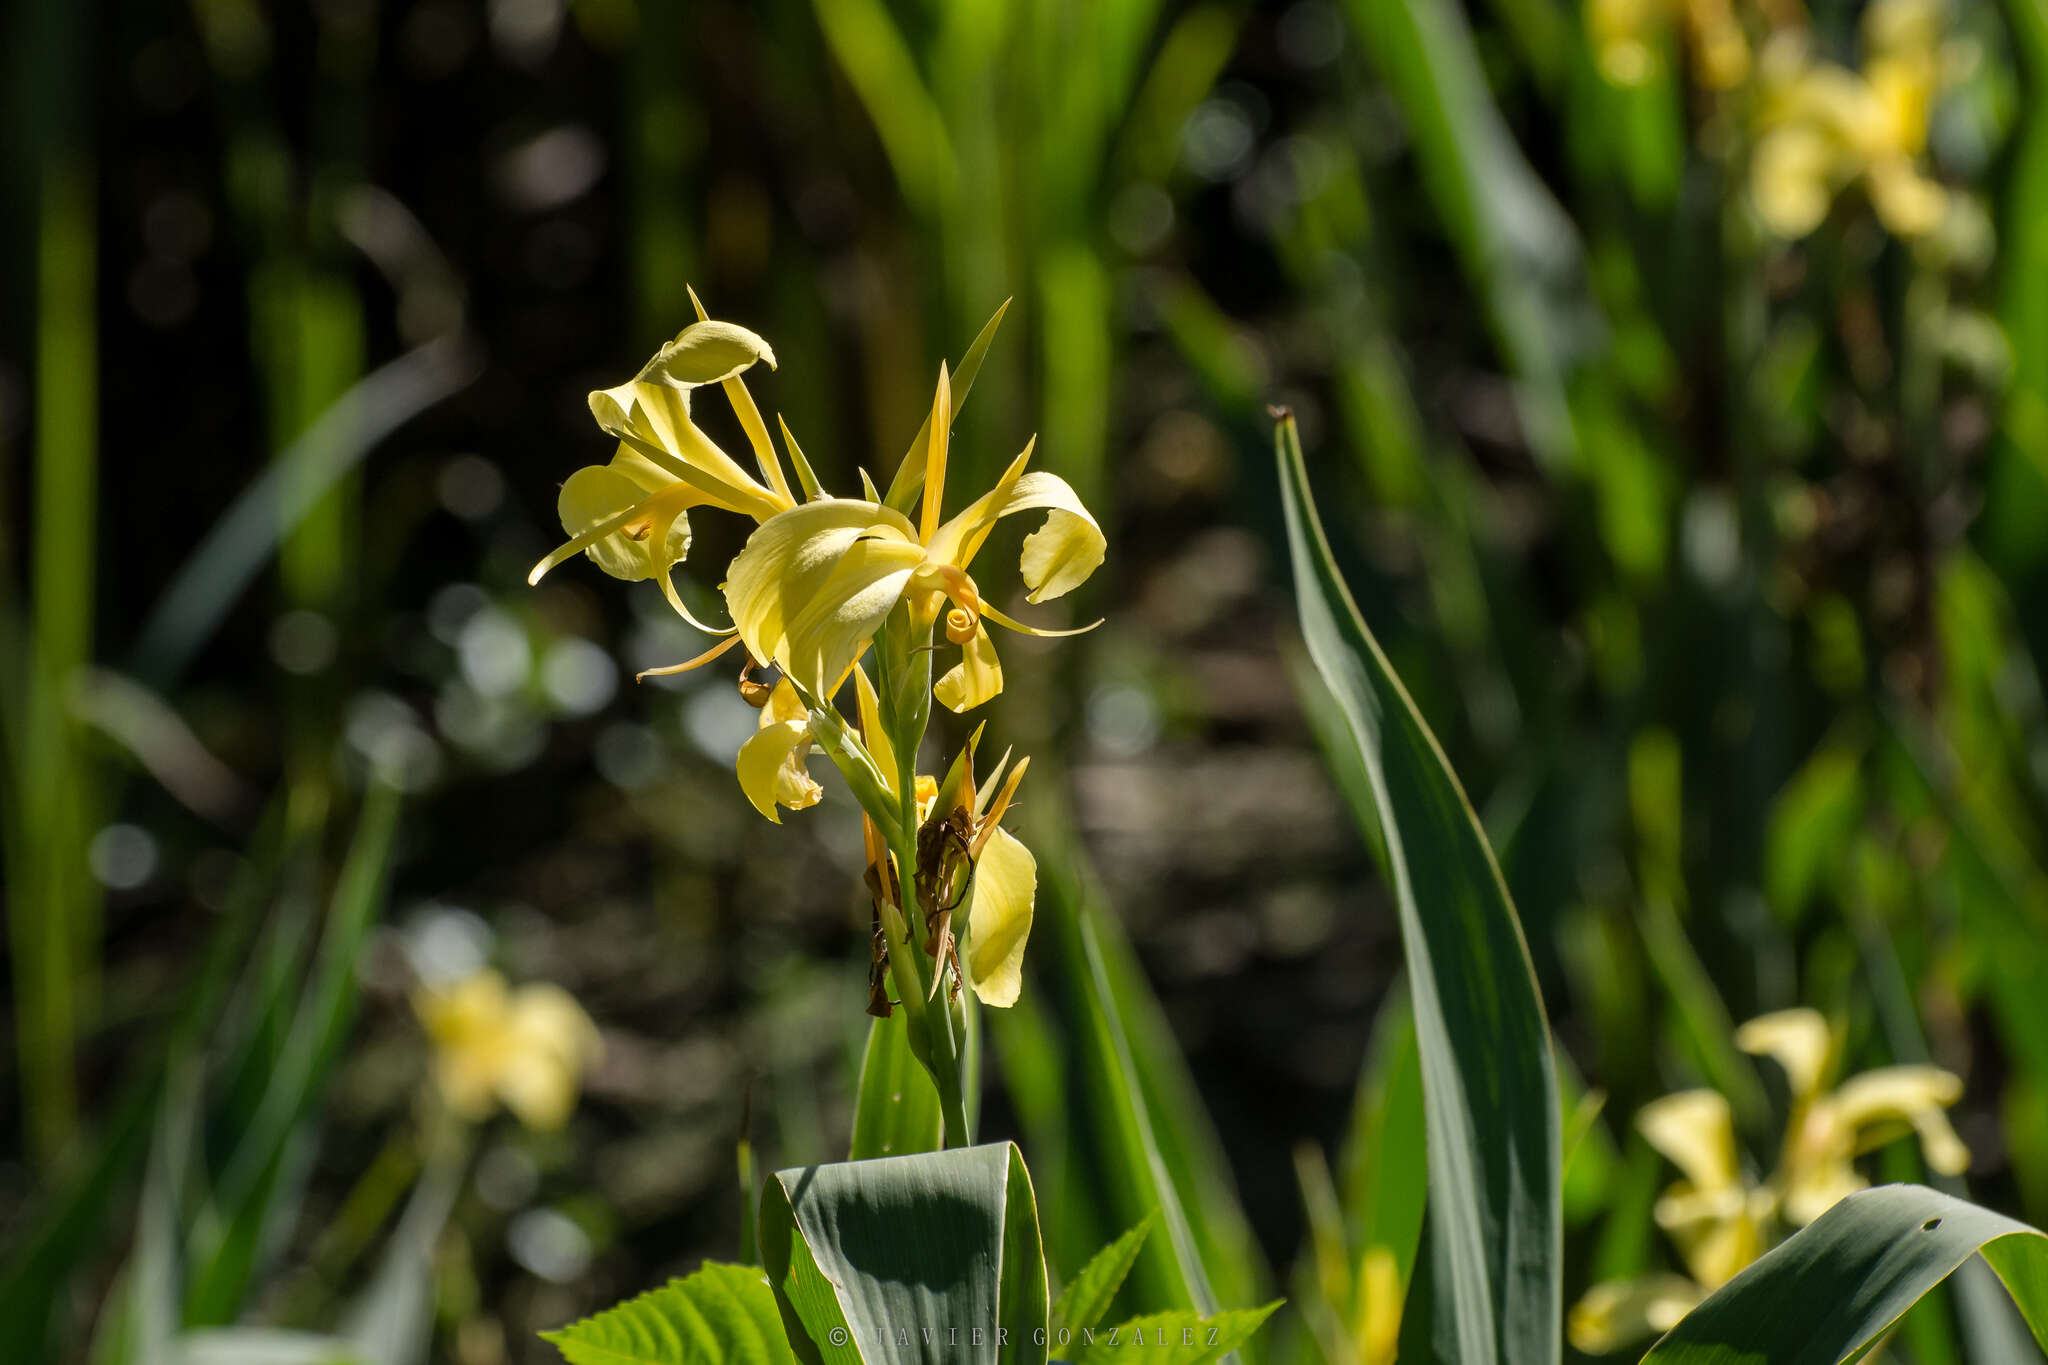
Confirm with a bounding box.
[4,0,2048,1361]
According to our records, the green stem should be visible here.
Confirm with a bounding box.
[872,612,973,1148]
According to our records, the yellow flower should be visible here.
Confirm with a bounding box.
[1747,7,1950,242]
[1568,1089,1771,1353]
[962,812,1036,1008]
[736,676,825,823]
[528,294,798,633]
[724,365,1104,710]
[413,969,602,1131]
[1737,1007,1969,1225]
[1636,1089,1771,1289]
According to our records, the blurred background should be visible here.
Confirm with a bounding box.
[5,0,2048,1360]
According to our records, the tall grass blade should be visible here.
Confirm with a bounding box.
[1277,414,1561,1365]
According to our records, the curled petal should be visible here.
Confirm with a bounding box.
[587,344,785,521]
[935,622,1003,713]
[724,500,924,698]
[1637,1089,1740,1195]
[927,460,1103,603]
[980,601,1103,639]
[1737,1008,1833,1105]
[1832,1064,1969,1175]
[965,825,1035,1007]
[555,465,692,584]
[737,716,822,824]
[1010,472,1105,602]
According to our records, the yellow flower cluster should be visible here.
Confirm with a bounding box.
[1584,0,1956,241]
[1750,1,1952,240]
[1568,1007,1969,1354]
[530,296,1100,1011]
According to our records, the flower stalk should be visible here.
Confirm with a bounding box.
[531,295,1080,1153]
[871,609,974,1149]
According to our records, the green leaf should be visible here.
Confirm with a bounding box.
[185,782,404,1326]
[761,1143,1048,1365]
[543,1262,796,1365]
[851,1007,943,1160]
[1277,415,1562,1365]
[1338,991,1428,1291]
[1069,1303,1281,1364]
[1054,1214,1158,1338]
[1639,1185,2048,1364]
[882,299,1011,513]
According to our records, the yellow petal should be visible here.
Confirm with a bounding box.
[435,1051,501,1121]
[964,825,1035,1007]
[853,666,898,795]
[1672,1199,1764,1288]
[724,500,924,698]
[1736,1008,1833,1105]
[1832,1065,1969,1174]
[586,335,786,521]
[1782,1155,1869,1226]
[1567,1276,1703,1356]
[552,467,692,583]
[925,439,1034,569]
[979,600,1103,639]
[919,365,952,545]
[415,969,510,1046]
[1637,1089,1741,1194]
[499,982,601,1131]
[1008,472,1106,601]
[935,621,1004,713]
[1358,1245,1403,1365]
[1751,124,1839,240]
[749,676,797,726]
[736,717,822,823]
[647,318,778,387]
[1867,158,1946,237]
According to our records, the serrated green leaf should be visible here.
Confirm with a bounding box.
[851,1009,943,1160]
[1640,1185,2048,1363]
[542,1262,796,1365]
[1069,1302,1280,1364]
[761,1143,1047,1365]
[1277,415,1561,1365]
[1054,1213,1157,1337]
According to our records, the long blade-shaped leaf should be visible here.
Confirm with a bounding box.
[1640,1185,2048,1363]
[1277,414,1561,1365]
[851,1010,943,1160]
[762,1143,1048,1365]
